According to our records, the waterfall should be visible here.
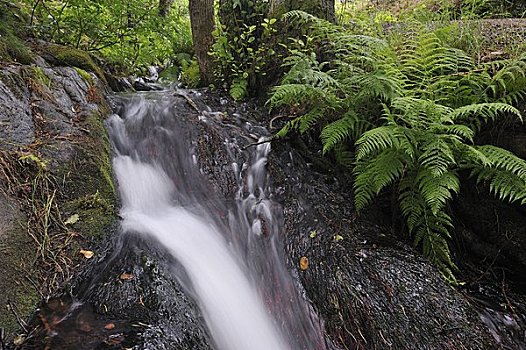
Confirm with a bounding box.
[107,92,328,350]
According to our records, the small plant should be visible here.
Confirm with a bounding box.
[180,59,201,88]
[211,15,278,100]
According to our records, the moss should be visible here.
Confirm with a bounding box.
[43,44,106,84]
[0,221,39,337]
[23,66,52,87]
[75,67,94,86]
[0,33,34,64]
[0,2,34,64]
[59,110,116,239]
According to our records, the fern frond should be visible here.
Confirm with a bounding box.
[333,143,354,168]
[353,71,403,101]
[268,84,327,108]
[454,143,491,167]
[355,126,396,161]
[298,107,329,134]
[230,77,248,101]
[472,167,526,205]
[476,145,526,181]
[416,168,460,215]
[321,111,361,154]
[399,176,457,283]
[452,102,522,125]
[441,124,474,142]
[354,148,407,211]
[418,137,456,177]
[390,97,452,125]
[466,145,526,204]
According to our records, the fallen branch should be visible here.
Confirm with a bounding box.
[173,91,200,113]
[241,137,275,150]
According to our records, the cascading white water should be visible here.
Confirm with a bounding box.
[114,156,290,350]
[108,93,328,350]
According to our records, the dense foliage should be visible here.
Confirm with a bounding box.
[269,11,526,282]
[20,0,191,71]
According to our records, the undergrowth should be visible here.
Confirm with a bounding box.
[0,150,75,292]
[269,11,526,283]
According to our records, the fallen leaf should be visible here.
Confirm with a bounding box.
[80,249,94,259]
[299,256,309,271]
[309,230,317,238]
[13,335,25,346]
[120,272,134,280]
[104,323,115,330]
[334,234,344,242]
[64,214,80,225]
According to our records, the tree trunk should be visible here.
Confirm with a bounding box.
[159,0,175,17]
[189,0,215,86]
[270,0,335,22]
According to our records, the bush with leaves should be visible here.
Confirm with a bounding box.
[22,0,192,72]
[211,15,278,100]
[269,12,526,283]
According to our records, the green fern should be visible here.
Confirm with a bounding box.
[268,12,526,283]
[230,77,248,101]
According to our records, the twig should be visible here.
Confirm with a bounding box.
[7,302,28,333]
[241,138,274,150]
[0,327,5,350]
[173,91,200,113]
[269,114,287,130]
[25,275,45,300]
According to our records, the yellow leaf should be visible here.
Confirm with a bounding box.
[334,234,344,242]
[309,230,317,238]
[80,249,94,259]
[13,335,25,346]
[299,256,309,271]
[65,214,80,225]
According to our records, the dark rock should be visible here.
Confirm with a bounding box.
[104,72,134,93]
[133,79,164,91]
[0,68,34,148]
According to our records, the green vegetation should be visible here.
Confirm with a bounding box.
[75,67,94,86]
[268,11,526,282]
[2,0,525,285]
[43,44,107,81]
[211,1,278,99]
[0,1,33,63]
[21,0,192,73]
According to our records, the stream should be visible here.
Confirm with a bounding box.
[11,87,526,350]
[106,91,330,349]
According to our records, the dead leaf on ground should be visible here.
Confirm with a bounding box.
[120,272,134,281]
[13,335,25,346]
[299,256,309,271]
[80,249,94,259]
[104,323,115,330]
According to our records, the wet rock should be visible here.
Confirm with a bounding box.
[0,68,34,148]
[0,191,38,337]
[185,92,519,349]
[17,235,212,350]
[133,79,164,91]
[0,57,116,341]
[105,73,134,93]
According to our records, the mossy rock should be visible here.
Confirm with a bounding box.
[59,111,116,239]
[0,192,39,338]
[0,1,34,64]
[42,44,106,84]
[0,35,34,64]
[75,67,94,86]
